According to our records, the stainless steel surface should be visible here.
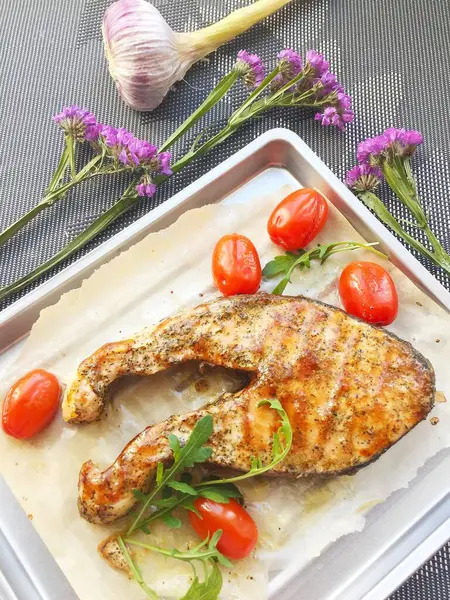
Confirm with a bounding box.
[1,128,449,600]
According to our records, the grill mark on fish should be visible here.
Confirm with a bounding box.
[62,293,436,524]
[315,322,360,461]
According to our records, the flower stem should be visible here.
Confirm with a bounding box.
[0,204,51,249]
[358,190,450,276]
[45,146,70,194]
[382,159,450,270]
[159,71,239,152]
[0,155,104,251]
[65,135,77,178]
[228,67,280,124]
[0,179,140,303]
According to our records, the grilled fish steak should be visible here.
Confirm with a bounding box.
[65,294,435,524]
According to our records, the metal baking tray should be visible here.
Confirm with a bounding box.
[1,128,449,600]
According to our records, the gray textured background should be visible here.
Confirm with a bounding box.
[0,0,449,597]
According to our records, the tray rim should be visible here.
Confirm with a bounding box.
[2,128,450,329]
[1,127,449,600]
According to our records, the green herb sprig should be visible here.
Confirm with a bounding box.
[199,399,292,487]
[118,531,230,600]
[119,399,293,599]
[127,415,215,536]
[262,241,387,295]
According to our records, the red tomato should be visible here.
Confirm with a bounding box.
[2,369,61,439]
[189,497,258,560]
[212,234,262,296]
[339,262,398,325]
[267,188,329,251]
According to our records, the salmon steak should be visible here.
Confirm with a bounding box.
[63,293,435,524]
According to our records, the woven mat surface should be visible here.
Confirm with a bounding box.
[1,0,449,597]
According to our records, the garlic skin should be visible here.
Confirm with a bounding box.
[103,0,292,112]
[103,0,197,112]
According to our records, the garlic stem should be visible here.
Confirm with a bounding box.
[188,0,293,54]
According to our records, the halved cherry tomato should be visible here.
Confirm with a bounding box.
[212,234,262,296]
[189,497,258,559]
[339,261,398,325]
[267,188,329,251]
[2,369,61,439]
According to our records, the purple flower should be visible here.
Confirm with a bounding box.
[271,49,303,92]
[402,129,423,156]
[278,49,303,78]
[316,71,340,96]
[85,124,101,143]
[136,180,157,198]
[315,104,354,130]
[54,105,98,142]
[100,125,119,148]
[346,163,383,192]
[357,135,387,163]
[336,91,352,109]
[357,128,423,164]
[235,50,264,88]
[157,151,172,176]
[99,126,164,172]
[100,126,135,162]
[127,139,158,166]
[305,50,329,77]
[402,130,423,146]
[383,127,406,144]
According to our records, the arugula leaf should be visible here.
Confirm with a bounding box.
[117,536,159,599]
[195,482,242,503]
[262,254,298,278]
[179,562,223,600]
[127,415,214,535]
[119,533,226,599]
[162,513,182,529]
[262,241,387,295]
[167,481,198,495]
[153,496,180,508]
[271,278,289,295]
[168,434,182,462]
[200,398,293,487]
[132,489,148,503]
[124,532,230,566]
[181,496,202,516]
[156,462,164,486]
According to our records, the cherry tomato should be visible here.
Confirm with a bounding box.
[212,234,262,296]
[2,369,61,439]
[189,497,258,559]
[267,188,329,251]
[339,261,398,325]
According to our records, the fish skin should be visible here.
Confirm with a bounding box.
[66,293,435,524]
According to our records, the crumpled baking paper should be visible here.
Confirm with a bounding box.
[1,176,449,600]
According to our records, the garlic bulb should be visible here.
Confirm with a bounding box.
[102,0,292,112]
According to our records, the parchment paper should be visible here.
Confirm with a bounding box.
[1,179,450,600]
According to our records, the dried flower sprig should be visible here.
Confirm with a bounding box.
[347,128,450,275]
[0,110,172,251]
[0,48,354,303]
